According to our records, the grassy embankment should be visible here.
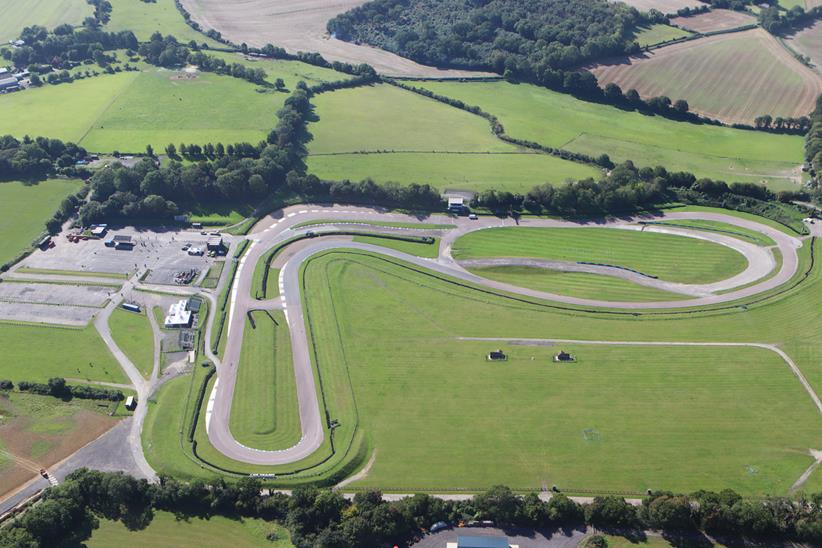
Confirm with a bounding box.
[0,180,85,267]
[109,308,155,378]
[412,80,805,191]
[306,84,601,194]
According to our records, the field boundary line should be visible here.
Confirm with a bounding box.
[458,337,822,415]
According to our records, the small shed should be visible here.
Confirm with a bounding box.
[90,225,108,238]
[206,235,223,252]
[487,349,507,361]
[124,396,137,411]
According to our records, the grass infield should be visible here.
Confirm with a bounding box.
[452,226,748,284]
[108,308,155,378]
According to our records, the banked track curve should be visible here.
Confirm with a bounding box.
[203,205,807,466]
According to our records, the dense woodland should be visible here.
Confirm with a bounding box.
[1,469,821,547]
[807,95,822,185]
[328,0,644,77]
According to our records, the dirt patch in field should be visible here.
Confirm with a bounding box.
[588,29,822,125]
[610,0,702,14]
[786,20,822,73]
[671,9,756,33]
[178,0,491,77]
[0,395,119,498]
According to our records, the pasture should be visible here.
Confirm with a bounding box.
[633,24,691,47]
[451,227,748,284]
[415,80,805,190]
[105,0,222,45]
[0,179,84,267]
[0,323,128,384]
[229,311,301,451]
[300,250,822,493]
[0,0,92,43]
[205,51,351,89]
[109,309,155,378]
[87,511,291,547]
[177,0,486,77]
[307,84,600,192]
[589,29,822,125]
[670,9,757,33]
[465,266,688,302]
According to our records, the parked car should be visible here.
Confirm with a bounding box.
[468,213,478,220]
[429,521,449,533]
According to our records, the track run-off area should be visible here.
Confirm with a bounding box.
[198,203,820,473]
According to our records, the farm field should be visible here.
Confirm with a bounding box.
[0,391,120,498]
[307,84,601,192]
[109,309,155,379]
[0,179,84,267]
[229,311,301,451]
[415,80,804,190]
[105,0,222,46]
[670,9,757,33]
[0,323,127,384]
[87,511,292,547]
[0,0,92,43]
[451,227,748,284]
[633,24,691,47]
[589,29,822,125]
[178,0,487,77]
[301,250,822,493]
[0,69,285,153]
[786,20,822,72]
[206,51,351,89]
[465,266,689,302]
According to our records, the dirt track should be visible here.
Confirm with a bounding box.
[179,0,491,77]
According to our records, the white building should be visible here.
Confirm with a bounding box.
[164,299,192,328]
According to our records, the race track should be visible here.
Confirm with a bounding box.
[202,204,808,466]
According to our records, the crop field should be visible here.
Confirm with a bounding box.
[178,0,486,77]
[0,69,285,153]
[87,511,291,547]
[229,311,301,451]
[105,0,221,45]
[0,179,84,267]
[0,323,127,384]
[589,29,822,125]
[451,227,748,284]
[670,9,757,33]
[415,80,804,190]
[300,250,822,493]
[109,309,155,379]
[633,24,691,47]
[307,84,601,192]
[0,391,120,498]
[786,20,822,71]
[0,0,92,43]
[465,267,689,302]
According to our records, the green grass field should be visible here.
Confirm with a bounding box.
[642,219,777,247]
[413,80,804,190]
[633,24,691,47]
[87,511,292,547]
[105,0,221,45]
[206,51,351,90]
[666,205,807,236]
[452,227,748,284]
[229,311,301,451]
[299,250,822,494]
[352,235,440,259]
[0,0,92,43]
[0,323,127,384]
[0,69,284,153]
[466,266,689,302]
[0,179,84,267]
[108,309,155,378]
[306,83,600,192]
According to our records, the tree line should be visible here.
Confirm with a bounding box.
[2,470,821,547]
[4,25,137,69]
[15,377,123,402]
[807,94,822,185]
[759,4,822,35]
[0,135,88,180]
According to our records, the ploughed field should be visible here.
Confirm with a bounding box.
[786,20,822,72]
[588,29,822,126]
[670,9,757,33]
[306,84,601,193]
[451,227,749,285]
[414,80,805,191]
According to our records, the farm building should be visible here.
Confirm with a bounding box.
[164,299,193,328]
